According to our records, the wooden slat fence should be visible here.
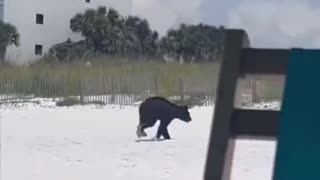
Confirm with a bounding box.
[0,76,283,106]
[0,79,65,101]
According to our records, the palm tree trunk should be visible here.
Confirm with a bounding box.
[0,46,6,63]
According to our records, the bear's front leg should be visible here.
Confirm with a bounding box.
[162,126,171,139]
[156,121,171,140]
[156,124,163,139]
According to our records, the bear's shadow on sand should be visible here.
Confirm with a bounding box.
[135,138,175,142]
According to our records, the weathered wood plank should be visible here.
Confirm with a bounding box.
[240,48,289,75]
[231,109,279,138]
[204,29,250,180]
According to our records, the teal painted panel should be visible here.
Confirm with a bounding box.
[273,49,320,180]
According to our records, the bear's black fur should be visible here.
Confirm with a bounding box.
[136,96,192,140]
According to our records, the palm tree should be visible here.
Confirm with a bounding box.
[0,21,20,62]
[124,15,159,59]
[160,23,226,63]
[70,6,128,55]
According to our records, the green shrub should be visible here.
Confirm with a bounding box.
[86,100,106,105]
[56,97,81,106]
[170,96,207,108]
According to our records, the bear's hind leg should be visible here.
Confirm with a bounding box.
[136,117,157,138]
[136,124,147,138]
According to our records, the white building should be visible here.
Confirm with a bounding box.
[0,0,3,21]
[1,0,132,65]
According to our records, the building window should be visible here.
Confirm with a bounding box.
[0,4,3,21]
[85,0,90,3]
[35,45,43,55]
[36,14,44,24]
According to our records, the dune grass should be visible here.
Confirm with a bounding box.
[0,60,283,103]
[0,61,220,98]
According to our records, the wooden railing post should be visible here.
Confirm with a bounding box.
[204,29,250,180]
[179,78,184,103]
[79,80,84,104]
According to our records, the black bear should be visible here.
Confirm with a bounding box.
[136,96,192,140]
